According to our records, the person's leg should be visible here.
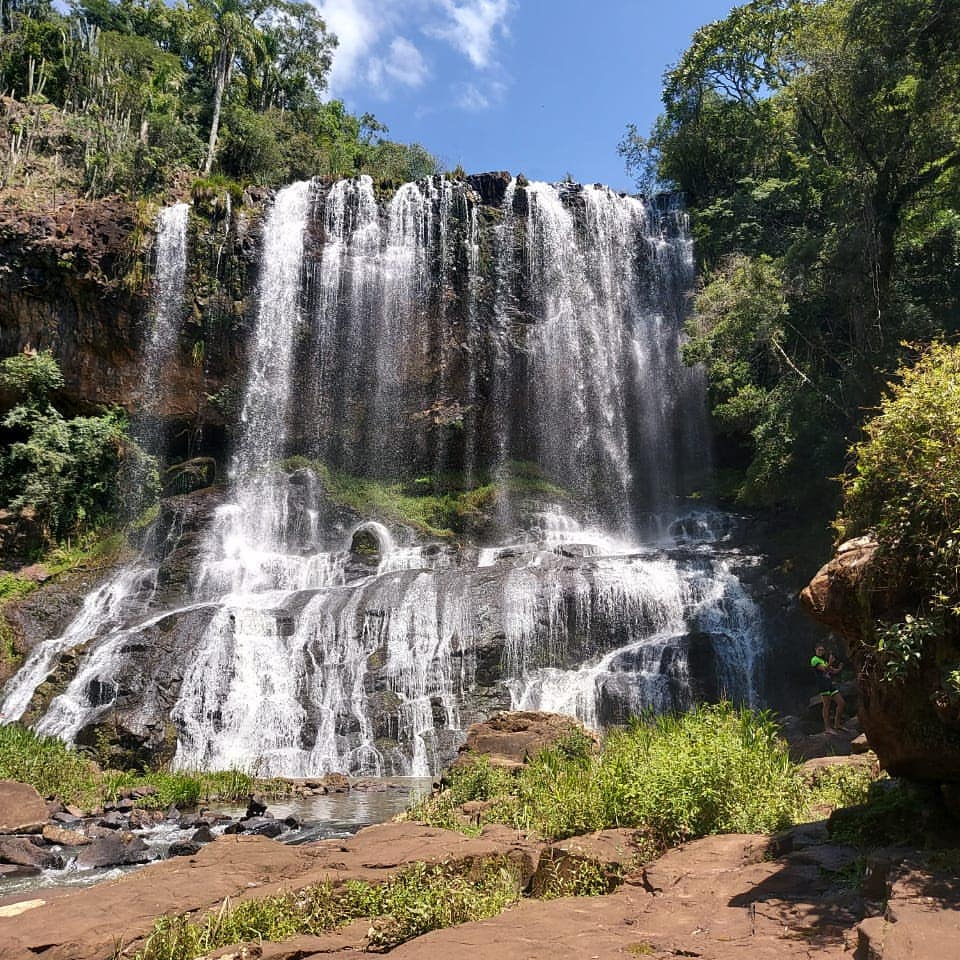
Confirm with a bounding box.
[821,695,832,733]
[833,692,845,730]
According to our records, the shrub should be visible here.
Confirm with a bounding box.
[0,351,158,547]
[837,341,960,682]
[408,704,810,846]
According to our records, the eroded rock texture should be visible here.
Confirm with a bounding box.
[801,537,960,783]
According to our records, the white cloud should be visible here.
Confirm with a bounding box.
[455,79,506,111]
[367,37,430,90]
[432,0,513,69]
[315,0,514,101]
[315,0,403,96]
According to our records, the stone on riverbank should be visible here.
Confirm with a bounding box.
[0,781,47,835]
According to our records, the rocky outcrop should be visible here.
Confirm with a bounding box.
[801,538,960,783]
[453,711,596,770]
[0,781,47,834]
[5,815,957,960]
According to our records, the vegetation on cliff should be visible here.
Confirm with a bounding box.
[623,0,960,513]
[281,456,569,540]
[0,0,437,198]
[0,350,152,550]
[406,704,872,847]
[837,342,960,697]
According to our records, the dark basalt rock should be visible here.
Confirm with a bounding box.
[168,840,202,857]
[242,817,284,838]
[802,537,960,783]
[76,832,154,868]
[0,836,63,870]
[466,171,513,207]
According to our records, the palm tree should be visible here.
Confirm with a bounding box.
[186,0,264,174]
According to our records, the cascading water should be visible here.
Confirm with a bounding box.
[3,175,769,777]
[0,203,191,726]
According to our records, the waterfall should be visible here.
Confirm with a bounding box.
[140,203,190,426]
[0,204,191,725]
[4,176,770,777]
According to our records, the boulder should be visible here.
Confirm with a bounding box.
[76,832,154,868]
[242,817,284,838]
[42,823,91,846]
[452,711,597,770]
[0,836,63,870]
[0,780,48,834]
[168,840,202,858]
[801,537,960,782]
[0,862,41,879]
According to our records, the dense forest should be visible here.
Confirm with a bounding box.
[0,0,438,197]
[0,0,956,550]
[621,0,960,515]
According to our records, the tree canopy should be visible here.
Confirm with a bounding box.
[623,0,960,512]
[0,0,438,195]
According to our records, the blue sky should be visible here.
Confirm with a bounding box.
[316,0,739,191]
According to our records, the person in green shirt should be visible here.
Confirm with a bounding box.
[811,644,845,734]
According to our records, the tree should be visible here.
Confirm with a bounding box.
[624,0,960,511]
[185,0,265,175]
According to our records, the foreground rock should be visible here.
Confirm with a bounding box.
[3,811,957,960]
[801,536,960,784]
[0,781,47,835]
[452,711,597,771]
[0,823,541,959]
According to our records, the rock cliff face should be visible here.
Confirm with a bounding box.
[801,537,960,783]
[0,175,820,775]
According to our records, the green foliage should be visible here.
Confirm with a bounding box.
[0,0,438,196]
[538,858,621,899]
[280,458,568,539]
[0,352,158,548]
[626,0,960,512]
[126,859,523,960]
[0,722,287,809]
[0,350,64,404]
[838,342,960,681]
[410,705,811,846]
[801,764,878,814]
[0,723,102,808]
[827,779,930,846]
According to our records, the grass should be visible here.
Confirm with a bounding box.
[406,704,880,848]
[0,721,104,809]
[123,859,524,959]
[0,722,292,810]
[280,457,568,539]
[0,528,129,673]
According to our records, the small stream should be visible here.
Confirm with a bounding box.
[0,778,431,901]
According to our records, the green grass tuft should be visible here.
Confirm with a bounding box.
[124,859,523,959]
[280,457,568,539]
[407,704,876,846]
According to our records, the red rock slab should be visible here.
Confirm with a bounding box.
[454,710,596,770]
[205,921,370,959]
[363,835,852,960]
[855,861,960,960]
[289,821,542,890]
[0,835,319,960]
[0,822,542,960]
[0,781,47,834]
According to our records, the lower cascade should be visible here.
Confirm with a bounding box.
[2,174,770,777]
